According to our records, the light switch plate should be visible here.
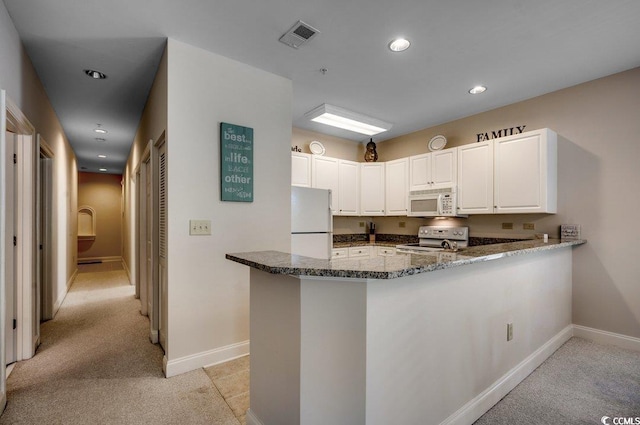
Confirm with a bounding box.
[190,219,211,235]
[561,224,581,240]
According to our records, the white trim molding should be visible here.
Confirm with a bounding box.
[440,325,573,425]
[163,340,250,378]
[572,325,640,352]
[52,268,78,318]
[77,256,122,264]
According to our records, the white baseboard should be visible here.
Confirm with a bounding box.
[440,325,573,425]
[246,409,264,425]
[53,268,78,318]
[122,259,132,283]
[77,256,122,264]
[572,324,640,352]
[164,340,250,378]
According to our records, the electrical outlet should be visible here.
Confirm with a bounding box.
[399,222,406,228]
[523,223,535,230]
[189,219,211,235]
[502,222,513,230]
[507,323,514,341]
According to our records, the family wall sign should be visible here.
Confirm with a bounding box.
[476,125,526,142]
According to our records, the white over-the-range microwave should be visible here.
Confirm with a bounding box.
[407,187,463,217]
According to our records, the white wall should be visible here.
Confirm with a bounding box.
[123,44,168,281]
[0,2,78,312]
[164,39,292,375]
[1,1,78,411]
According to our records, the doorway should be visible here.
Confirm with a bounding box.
[38,137,54,321]
[135,133,166,355]
[2,91,41,384]
[4,131,17,367]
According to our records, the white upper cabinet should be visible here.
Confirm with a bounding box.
[385,158,409,215]
[409,153,431,191]
[312,155,340,214]
[457,141,494,214]
[493,128,557,214]
[432,149,457,188]
[291,152,312,187]
[338,160,360,215]
[311,156,361,216]
[409,148,457,191]
[360,163,386,216]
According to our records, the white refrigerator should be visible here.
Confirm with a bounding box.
[291,186,333,259]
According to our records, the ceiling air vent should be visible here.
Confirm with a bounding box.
[279,20,320,49]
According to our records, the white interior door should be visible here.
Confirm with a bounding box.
[4,131,17,366]
[137,167,147,316]
[144,155,158,342]
[1,93,7,414]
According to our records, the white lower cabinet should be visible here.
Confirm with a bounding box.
[331,248,348,259]
[348,246,371,258]
[332,245,394,260]
[376,246,396,256]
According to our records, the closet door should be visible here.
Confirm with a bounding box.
[158,140,168,352]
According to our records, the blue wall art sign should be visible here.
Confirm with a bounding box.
[220,122,253,202]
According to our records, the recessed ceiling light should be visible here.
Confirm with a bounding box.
[99,168,108,172]
[94,128,108,134]
[469,85,487,94]
[84,69,107,79]
[95,137,106,142]
[97,154,107,158]
[388,38,411,52]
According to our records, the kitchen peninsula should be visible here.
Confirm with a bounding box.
[227,238,586,425]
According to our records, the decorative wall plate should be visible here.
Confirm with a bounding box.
[428,135,447,151]
[309,140,326,155]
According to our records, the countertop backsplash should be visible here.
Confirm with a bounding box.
[333,233,528,247]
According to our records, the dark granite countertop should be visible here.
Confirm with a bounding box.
[226,239,587,280]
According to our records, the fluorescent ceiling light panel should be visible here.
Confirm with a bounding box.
[305,104,392,136]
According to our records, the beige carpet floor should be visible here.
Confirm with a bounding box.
[0,263,240,425]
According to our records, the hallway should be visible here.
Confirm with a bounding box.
[0,263,239,424]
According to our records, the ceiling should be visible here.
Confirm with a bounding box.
[4,0,640,174]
